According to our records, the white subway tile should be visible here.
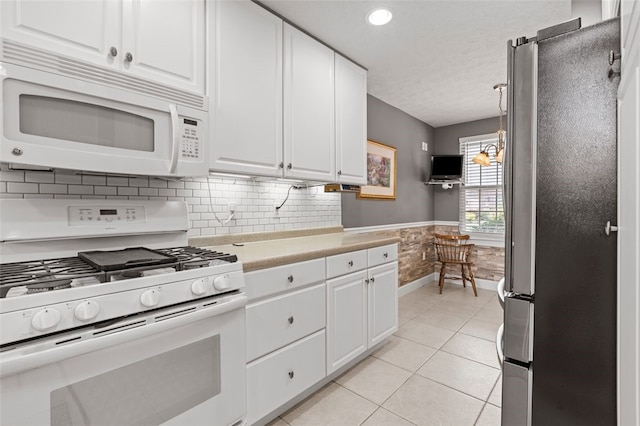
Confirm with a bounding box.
[94,186,117,195]
[128,177,149,187]
[158,188,176,197]
[25,172,55,183]
[7,182,38,193]
[25,193,54,199]
[168,180,185,189]
[82,175,107,185]
[38,183,68,194]
[0,171,25,182]
[55,174,83,184]
[107,177,129,186]
[0,193,23,199]
[149,179,168,188]
[139,187,159,196]
[117,187,138,196]
[68,185,94,195]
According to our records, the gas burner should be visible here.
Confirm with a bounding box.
[157,246,238,269]
[0,257,105,298]
[26,279,73,294]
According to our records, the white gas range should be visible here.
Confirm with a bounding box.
[0,199,247,426]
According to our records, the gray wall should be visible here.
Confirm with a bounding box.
[433,116,498,221]
[341,95,434,227]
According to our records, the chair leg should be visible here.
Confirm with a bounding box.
[460,264,467,288]
[467,264,478,297]
[438,263,446,294]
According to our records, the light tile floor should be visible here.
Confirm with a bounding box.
[268,281,503,426]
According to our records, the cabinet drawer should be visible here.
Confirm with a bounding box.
[246,283,325,361]
[368,244,398,267]
[245,258,325,301]
[326,249,367,279]
[247,329,326,425]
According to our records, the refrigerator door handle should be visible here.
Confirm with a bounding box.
[497,277,506,309]
[496,323,505,366]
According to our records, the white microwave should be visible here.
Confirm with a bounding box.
[0,61,209,177]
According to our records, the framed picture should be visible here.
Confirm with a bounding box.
[357,140,397,200]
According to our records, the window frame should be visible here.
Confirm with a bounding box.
[459,133,505,237]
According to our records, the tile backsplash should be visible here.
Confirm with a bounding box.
[0,170,341,237]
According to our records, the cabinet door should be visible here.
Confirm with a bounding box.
[368,262,398,347]
[283,24,335,181]
[335,54,367,185]
[211,0,283,176]
[123,0,205,94]
[0,0,119,66]
[326,271,367,374]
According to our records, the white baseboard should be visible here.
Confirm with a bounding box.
[399,273,498,296]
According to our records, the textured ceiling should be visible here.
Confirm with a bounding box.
[260,0,572,127]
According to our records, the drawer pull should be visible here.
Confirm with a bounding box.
[287,275,294,283]
[384,252,389,258]
[288,370,295,379]
[288,316,294,324]
[370,277,375,283]
[348,260,353,267]
[365,279,370,284]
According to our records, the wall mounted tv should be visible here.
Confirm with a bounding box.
[429,155,464,181]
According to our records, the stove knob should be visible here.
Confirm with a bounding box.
[74,300,100,321]
[191,278,210,296]
[140,289,160,308]
[31,307,61,331]
[213,275,230,291]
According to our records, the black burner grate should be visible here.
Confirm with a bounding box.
[157,246,238,269]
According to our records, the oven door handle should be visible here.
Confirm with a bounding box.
[169,103,180,175]
[0,293,247,378]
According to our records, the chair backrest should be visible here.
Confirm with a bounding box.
[433,233,473,262]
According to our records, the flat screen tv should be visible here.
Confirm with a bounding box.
[430,155,463,180]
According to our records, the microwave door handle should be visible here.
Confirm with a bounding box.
[169,104,180,175]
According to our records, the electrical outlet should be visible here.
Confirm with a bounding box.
[273,202,280,218]
[422,252,426,261]
[227,201,238,214]
[422,142,428,152]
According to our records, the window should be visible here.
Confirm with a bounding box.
[459,134,504,234]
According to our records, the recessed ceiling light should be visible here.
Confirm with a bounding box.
[366,8,392,26]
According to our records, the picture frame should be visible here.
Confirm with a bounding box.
[357,140,397,200]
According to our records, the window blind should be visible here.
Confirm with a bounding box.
[459,136,504,234]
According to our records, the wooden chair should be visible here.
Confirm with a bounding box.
[433,233,478,296]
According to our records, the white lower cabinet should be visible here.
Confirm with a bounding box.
[247,330,326,425]
[326,245,399,374]
[245,243,398,424]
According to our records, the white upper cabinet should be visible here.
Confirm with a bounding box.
[122,0,205,94]
[283,24,336,181]
[335,54,367,185]
[210,0,283,176]
[1,0,205,95]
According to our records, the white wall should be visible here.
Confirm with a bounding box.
[0,170,341,237]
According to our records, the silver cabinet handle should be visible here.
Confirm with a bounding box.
[12,147,23,156]
[109,46,118,57]
[287,163,292,169]
[125,52,133,62]
[365,279,370,284]
[337,170,342,175]
[370,277,375,283]
[605,221,618,236]
[383,252,388,258]
[348,260,353,267]
[279,162,284,169]
[287,275,294,283]
[288,316,294,324]
[288,370,294,379]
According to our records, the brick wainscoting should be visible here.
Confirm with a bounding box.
[353,223,504,288]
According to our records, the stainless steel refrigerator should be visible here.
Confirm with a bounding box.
[500,17,619,426]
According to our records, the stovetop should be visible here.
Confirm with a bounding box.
[0,246,238,299]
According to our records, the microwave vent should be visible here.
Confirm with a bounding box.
[1,39,205,110]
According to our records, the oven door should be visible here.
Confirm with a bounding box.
[0,293,246,426]
[0,63,207,177]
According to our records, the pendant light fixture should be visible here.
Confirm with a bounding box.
[473,83,507,166]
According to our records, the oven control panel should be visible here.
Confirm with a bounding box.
[68,206,146,226]
[179,117,202,160]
